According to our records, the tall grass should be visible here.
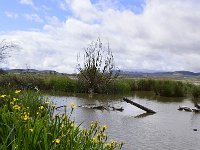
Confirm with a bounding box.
[191,85,200,98]
[0,74,199,97]
[0,74,81,93]
[0,90,123,150]
[152,80,190,97]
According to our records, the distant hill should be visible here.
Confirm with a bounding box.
[118,70,200,78]
[1,68,200,78]
[2,68,59,74]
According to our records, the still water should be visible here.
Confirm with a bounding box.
[48,92,200,150]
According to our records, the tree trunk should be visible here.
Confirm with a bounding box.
[123,97,156,113]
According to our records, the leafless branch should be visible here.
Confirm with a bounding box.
[0,39,19,63]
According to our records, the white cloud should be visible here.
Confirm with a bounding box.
[64,0,101,22]
[23,14,43,23]
[45,16,62,26]
[1,0,200,73]
[19,0,34,6]
[5,11,19,19]
[58,0,69,11]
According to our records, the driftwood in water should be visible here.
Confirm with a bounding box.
[194,102,200,109]
[178,106,200,113]
[110,106,124,112]
[78,104,124,112]
[177,106,192,111]
[123,97,156,113]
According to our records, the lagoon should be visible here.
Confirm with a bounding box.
[48,92,200,150]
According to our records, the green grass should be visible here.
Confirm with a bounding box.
[0,90,123,150]
[191,85,200,98]
[0,74,200,97]
[0,74,81,93]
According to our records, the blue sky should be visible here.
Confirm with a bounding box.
[0,0,200,73]
[0,0,145,32]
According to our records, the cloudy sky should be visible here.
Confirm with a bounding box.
[0,0,200,73]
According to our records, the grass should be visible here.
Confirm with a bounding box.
[110,78,193,97]
[191,85,200,98]
[0,74,200,97]
[0,90,123,150]
[0,74,81,93]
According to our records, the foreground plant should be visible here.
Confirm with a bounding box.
[0,90,123,150]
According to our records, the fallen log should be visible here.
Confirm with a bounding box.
[78,104,124,112]
[178,106,200,113]
[110,106,124,112]
[123,97,156,113]
[178,106,189,111]
[194,102,200,109]
[183,107,192,112]
[192,109,200,113]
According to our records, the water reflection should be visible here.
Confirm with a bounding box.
[134,112,154,118]
[47,91,200,150]
[133,91,186,103]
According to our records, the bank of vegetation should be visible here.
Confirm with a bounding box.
[1,74,200,98]
[0,90,123,149]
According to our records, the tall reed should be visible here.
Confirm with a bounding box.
[0,74,199,97]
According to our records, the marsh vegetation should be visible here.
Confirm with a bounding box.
[0,90,123,149]
[1,74,200,98]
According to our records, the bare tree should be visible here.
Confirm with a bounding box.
[0,39,18,63]
[77,37,118,94]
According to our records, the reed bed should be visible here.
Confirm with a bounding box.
[0,74,200,97]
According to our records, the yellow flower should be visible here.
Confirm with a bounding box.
[10,101,15,105]
[36,112,39,115]
[12,105,21,111]
[15,90,21,94]
[105,143,112,148]
[70,123,75,128]
[13,98,18,101]
[101,125,108,131]
[39,106,44,110]
[29,129,33,132]
[53,139,60,144]
[103,125,107,130]
[21,112,30,121]
[0,95,6,98]
[70,102,76,108]
[82,128,87,134]
[45,101,50,104]
[22,114,30,121]
[92,138,98,144]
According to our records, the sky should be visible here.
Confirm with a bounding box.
[0,0,200,73]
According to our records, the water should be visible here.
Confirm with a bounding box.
[47,92,200,150]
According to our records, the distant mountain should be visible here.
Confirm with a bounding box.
[118,70,200,77]
[1,68,200,77]
[174,71,200,76]
[2,68,59,74]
